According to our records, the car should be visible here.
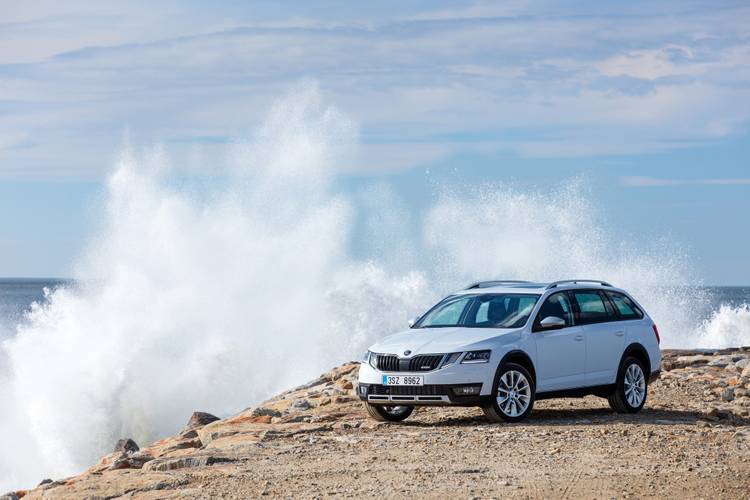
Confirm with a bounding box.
[357,279,661,423]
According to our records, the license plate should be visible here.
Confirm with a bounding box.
[382,375,423,386]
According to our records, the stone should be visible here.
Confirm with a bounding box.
[742,364,750,378]
[251,407,283,418]
[735,358,750,370]
[179,429,199,439]
[113,438,139,454]
[0,493,19,500]
[38,479,53,486]
[722,387,735,402]
[291,399,311,411]
[109,451,154,470]
[186,411,220,430]
[143,455,235,472]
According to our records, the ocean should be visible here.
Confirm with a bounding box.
[1,277,748,343]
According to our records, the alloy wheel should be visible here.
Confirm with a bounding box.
[624,363,646,407]
[496,370,531,417]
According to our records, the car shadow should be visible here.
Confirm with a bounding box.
[403,406,749,428]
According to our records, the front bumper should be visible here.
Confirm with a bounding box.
[358,354,496,406]
[357,382,490,406]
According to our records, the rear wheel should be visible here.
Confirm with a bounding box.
[482,362,535,423]
[363,402,414,422]
[608,356,648,413]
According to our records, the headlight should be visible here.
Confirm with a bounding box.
[363,351,378,368]
[461,350,491,364]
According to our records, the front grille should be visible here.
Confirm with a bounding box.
[370,385,450,396]
[376,354,400,372]
[375,354,444,372]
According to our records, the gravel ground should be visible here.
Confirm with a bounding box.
[15,348,750,499]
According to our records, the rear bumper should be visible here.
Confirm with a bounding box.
[357,383,491,406]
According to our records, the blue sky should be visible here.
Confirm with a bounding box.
[1,0,748,283]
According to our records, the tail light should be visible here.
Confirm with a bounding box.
[652,324,661,344]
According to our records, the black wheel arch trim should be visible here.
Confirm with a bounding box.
[619,342,651,377]
[497,349,537,388]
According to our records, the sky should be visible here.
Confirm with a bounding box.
[0,0,748,283]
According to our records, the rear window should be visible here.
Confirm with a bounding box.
[606,291,644,320]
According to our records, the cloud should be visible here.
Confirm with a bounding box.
[620,176,750,187]
[0,1,749,178]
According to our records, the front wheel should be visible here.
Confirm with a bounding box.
[363,402,414,422]
[482,362,535,423]
[608,356,648,413]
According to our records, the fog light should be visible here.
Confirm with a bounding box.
[358,385,368,395]
[452,385,481,396]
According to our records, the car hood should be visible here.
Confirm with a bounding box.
[368,327,520,355]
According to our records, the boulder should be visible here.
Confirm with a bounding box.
[186,411,220,430]
[109,451,154,470]
[742,364,750,379]
[0,493,19,500]
[291,399,311,411]
[113,438,139,454]
[251,407,283,418]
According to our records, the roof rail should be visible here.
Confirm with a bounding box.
[545,279,613,290]
[464,280,532,290]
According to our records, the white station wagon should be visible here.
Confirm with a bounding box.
[358,280,661,423]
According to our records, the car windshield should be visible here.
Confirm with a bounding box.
[415,294,540,329]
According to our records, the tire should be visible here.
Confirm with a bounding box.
[608,356,648,413]
[363,402,414,422]
[482,362,535,423]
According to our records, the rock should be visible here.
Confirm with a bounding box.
[251,407,283,418]
[291,399,311,411]
[113,438,139,454]
[735,358,749,370]
[109,451,154,470]
[143,455,235,472]
[0,492,19,500]
[672,355,712,369]
[249,415,273,424]
[708,356,732,368]
[742,364,750,378]
[38,479,53,486]
[179,429,199,439]
[722,388,735,402]
[186,411,220,430]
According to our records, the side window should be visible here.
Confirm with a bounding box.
[606,292,644,320]
[572,291,611,325]
[533,292,574,330]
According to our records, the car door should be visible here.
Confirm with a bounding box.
[571,290,625,386]
[532,292,586,391]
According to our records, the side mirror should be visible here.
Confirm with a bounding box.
[539,316,565,331]
[407,316,419,328]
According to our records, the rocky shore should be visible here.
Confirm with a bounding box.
[6,347,750,499]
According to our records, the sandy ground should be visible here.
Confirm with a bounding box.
[14,348,750,499]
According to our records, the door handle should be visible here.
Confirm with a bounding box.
[574,335,584,341]
[615,331,625,337]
